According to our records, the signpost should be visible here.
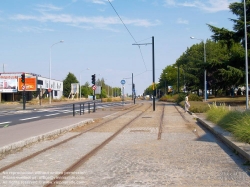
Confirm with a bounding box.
[121,80,126,103]
[121,80,126,85]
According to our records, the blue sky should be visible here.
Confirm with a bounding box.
[0,0,240,95]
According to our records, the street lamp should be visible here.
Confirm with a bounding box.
[190,36,207,101]
[111,81,113,97]
[179,67,186,92]
[165,73,167,95]
[79,68,90,100]
[174,66,180,93]
[244,0,249,109]
[49,40,64,104]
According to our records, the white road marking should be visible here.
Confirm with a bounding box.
[45,113,60,117]
[20,116,41,121]
[0,121,11,125]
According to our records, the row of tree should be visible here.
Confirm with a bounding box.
[63,72,121,99]
[145,0,249,97]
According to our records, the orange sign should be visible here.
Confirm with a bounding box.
[18,77,37,91]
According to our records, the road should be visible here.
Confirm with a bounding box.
[0,101,128,128]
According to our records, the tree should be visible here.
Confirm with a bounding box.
[63,72,78,97]
[144,84,154,96]
[81,82,92,98]
[207,0,250,49]
[158,40,244,97]
[158,65,179,94]
[207,0,248,94]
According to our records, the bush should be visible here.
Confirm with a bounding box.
[160,93,206,113]
[189,93,202,101]
[206,102,250,143]
[176,93,186,104]
[180,101,209,113]
[159,94,178,102]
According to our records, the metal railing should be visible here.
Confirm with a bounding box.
[73,102,96,116]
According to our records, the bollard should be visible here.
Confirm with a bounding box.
[80,104,82,115]
[73,104,75,117]
[83,103,85,114]
[88,103,90,113]
[93,102,95,113]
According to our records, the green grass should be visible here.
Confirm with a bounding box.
[206,102,250,143]
[180,101,210,113]
[160,93,209,113]
[160,94,250,143]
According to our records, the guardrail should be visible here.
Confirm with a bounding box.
[73,102,96,116]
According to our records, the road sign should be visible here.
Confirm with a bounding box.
[121,80,126,85]
[92,85,96,90]
[22,85,26,90]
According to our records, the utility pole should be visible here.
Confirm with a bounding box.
[132,73,133,100]
[133,36,155,111]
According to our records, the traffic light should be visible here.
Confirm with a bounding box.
[91,74,96,85]
[21,73,25,83]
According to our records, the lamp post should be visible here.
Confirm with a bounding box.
[133,36,155,111]
[244,0,249,109]
[165,73,167,95]
[190,36,207,101]
[174,66,180,93]
[49,40,64,104]
[111,81,113,97]
[79,68,90,100]
[179,67,186,92]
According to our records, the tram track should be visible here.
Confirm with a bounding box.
[174,104,200,138]
[157,103,165,140]
[0,103,143,173]
[44,103,152,187]
[0,103,152,186]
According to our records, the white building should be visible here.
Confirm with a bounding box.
[0,72,63,102]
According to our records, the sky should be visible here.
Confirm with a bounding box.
[0,0,240,95]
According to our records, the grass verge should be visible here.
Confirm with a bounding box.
[206,102,250,143]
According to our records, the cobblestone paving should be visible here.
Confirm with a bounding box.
[1,102,250,187]
[58,103,250,187]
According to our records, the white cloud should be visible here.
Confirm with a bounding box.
[10,13,159,29]
[16,26,54,33]
[164,0,175,6]
[35,4,63,12]
[177,18,189,24]
[164,0,238,12]
[93,0,107,4]
[86,0,114,5]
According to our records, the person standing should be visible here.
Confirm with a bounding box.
[185,93,190,112]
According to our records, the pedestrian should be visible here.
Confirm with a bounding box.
[185,93,190,112]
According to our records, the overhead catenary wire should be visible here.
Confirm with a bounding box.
[107,0,148,71]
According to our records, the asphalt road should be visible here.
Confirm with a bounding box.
[0,100,128,127]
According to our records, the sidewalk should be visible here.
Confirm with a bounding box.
[194,113,250,162]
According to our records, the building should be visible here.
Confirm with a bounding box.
[0,72,63,102]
